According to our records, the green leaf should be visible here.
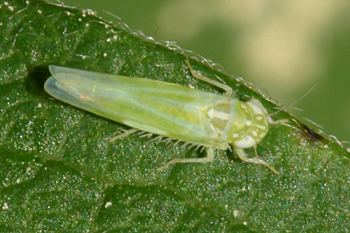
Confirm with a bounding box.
[0,1,349,232]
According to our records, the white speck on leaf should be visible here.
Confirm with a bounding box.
[2,202,9,210]
[105,201,112,208]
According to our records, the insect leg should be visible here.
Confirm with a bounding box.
[185,59,233,97]
[267,118,297,131]
[157,147,215,171]
[268,118,289,125]
[107,128,138,142]
[234,148,280,175]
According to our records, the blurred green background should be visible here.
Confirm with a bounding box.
[63,0,350,143]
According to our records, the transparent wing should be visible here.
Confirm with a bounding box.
[44,66,230,147]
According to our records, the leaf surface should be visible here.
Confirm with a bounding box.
[0,1,349,232]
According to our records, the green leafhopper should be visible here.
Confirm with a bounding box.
[44,61,280,174]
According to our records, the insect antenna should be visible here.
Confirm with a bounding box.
[267,84,319,132]
[270,84,318,117]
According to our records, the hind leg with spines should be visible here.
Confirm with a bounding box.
[107,128,138,142]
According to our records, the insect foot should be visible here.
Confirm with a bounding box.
[235,148,280,175]
[157,148,215,172]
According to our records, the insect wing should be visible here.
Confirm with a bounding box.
[44,66,228,146]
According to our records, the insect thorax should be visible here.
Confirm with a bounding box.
[208,98,270,149]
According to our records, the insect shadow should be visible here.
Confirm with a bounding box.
[25,64,51,97]
[299,122,324,143]
[225,148,243,163]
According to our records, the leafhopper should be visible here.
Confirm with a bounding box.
[44,61,280,174]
